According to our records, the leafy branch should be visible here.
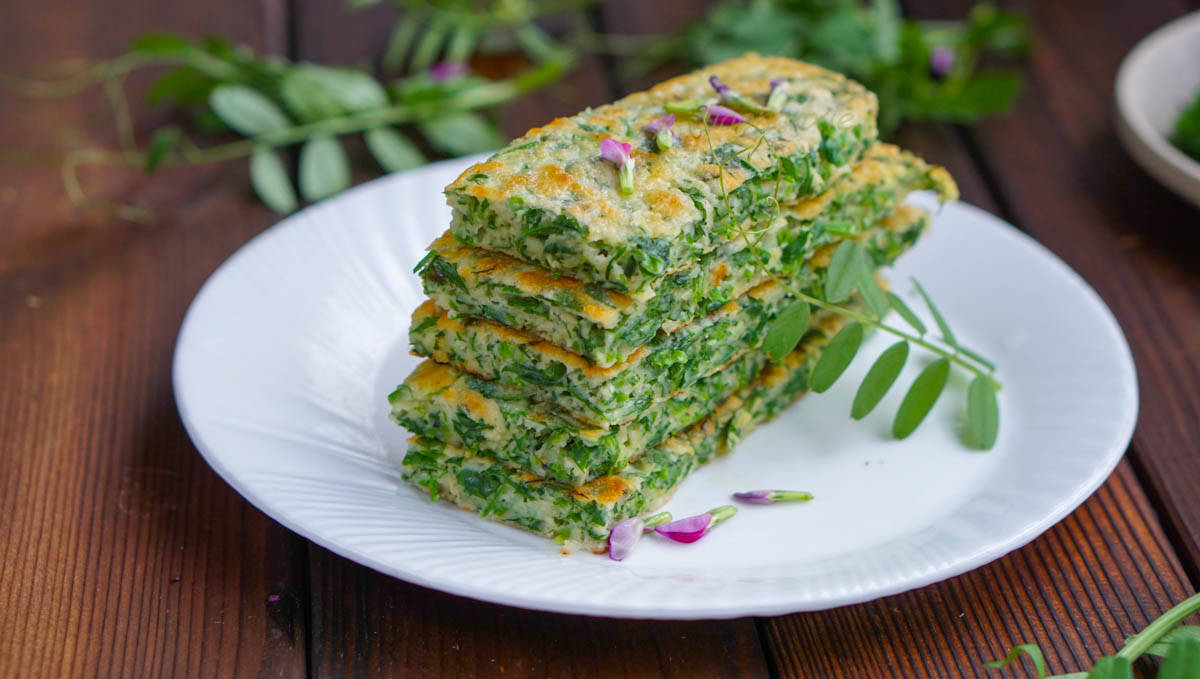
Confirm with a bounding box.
[2,1,587,217]
[985,592,1200,678]
[700,117,999,449]
[639,0,1031,135]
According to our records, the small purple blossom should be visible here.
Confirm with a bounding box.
[599,138,636,195]
[732,489,814,505]
[705,104,746,126]
[608,518,645,561]
[654,505,736,544]
[708,74,769,113]
[643,114,678,151]
[608,511,671,561]
[709,75,731,97]
[766,78,789,112]
[930,46,954,79]
[429,62,468,82]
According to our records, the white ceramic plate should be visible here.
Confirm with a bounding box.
[174,155,1137,619]
[1116,10,1200,209]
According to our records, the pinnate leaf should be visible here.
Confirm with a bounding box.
[887,291,926,335]
[810,322,863,393]
[279,64,388,123]
[965,375,999,450]
[365,127,426,173]
[857,267,890,318]
[250,146,297,214]
[298,136,350,202]
[763,301,810,362]
[419,112,505,156]
[146,67,215,106]
[893,358,950,439]
[851,341,908,420]
[209,84,290,136]
[983,643,1047,679]
[130,32,194,56]
[1143,626,1200,658]
[824,240,861,303]
[144,127,178,174]
[912,278,956,347]
[1160,635,1200,679]
[1085,656,1131,679]
[383,17,421,73]
[410,16,449,71]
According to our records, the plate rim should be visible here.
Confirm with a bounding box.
[173,164,1138,619]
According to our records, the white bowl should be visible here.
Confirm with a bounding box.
[1116,10,1200,209]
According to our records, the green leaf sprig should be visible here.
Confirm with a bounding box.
[2,1,593,217]
[642,0,1031,135]
[985,592,1200,678]
[703,119,1000,448]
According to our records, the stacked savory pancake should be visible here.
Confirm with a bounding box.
[389,54,957,552]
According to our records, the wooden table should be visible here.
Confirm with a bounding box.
[2,1,1198,676]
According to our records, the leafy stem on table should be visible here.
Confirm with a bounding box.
[0,2,582,219]
[985,592,1200,678]
[700,117,999,448]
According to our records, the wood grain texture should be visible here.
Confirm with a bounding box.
[307,542,769,679]
[3,1,1200,678]
[761,463,1193,679]
[908,0,1200,578]
[0,2,307,678]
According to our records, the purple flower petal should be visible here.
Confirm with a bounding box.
[643,114,675,135]
[930,46,954,79]
[655,513,713,543]
[429,61,468,81]
[643,114,677,151]
[705,104,746,126]
[733,490,774,505]
[608,517,645,561]
[708,75,731,97]
[599,138,635,195]
[599,137,632,165]
[733,489,814,505]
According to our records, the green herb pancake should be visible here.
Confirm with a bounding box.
[422,146,952,366]
[389,339,768,486]
[400,310,857,552]
[410,205,929,426]
[445,54,880,294]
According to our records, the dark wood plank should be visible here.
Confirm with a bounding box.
[0,2,307,677]
[308,544,769,679]
[907,0,1200,577]
[762,463,1194,678]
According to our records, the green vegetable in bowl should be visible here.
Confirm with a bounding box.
[1171,89,1200,162]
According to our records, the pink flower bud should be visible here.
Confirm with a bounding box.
[607,517,644,561]
[429,62,467,81]
[599,138,635,195]
[930,46,954,79]
[643,114,677,151]
[732,489,814,505]
[705,104,746,126]
[653,505,736,543]
[608,511,672,560]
